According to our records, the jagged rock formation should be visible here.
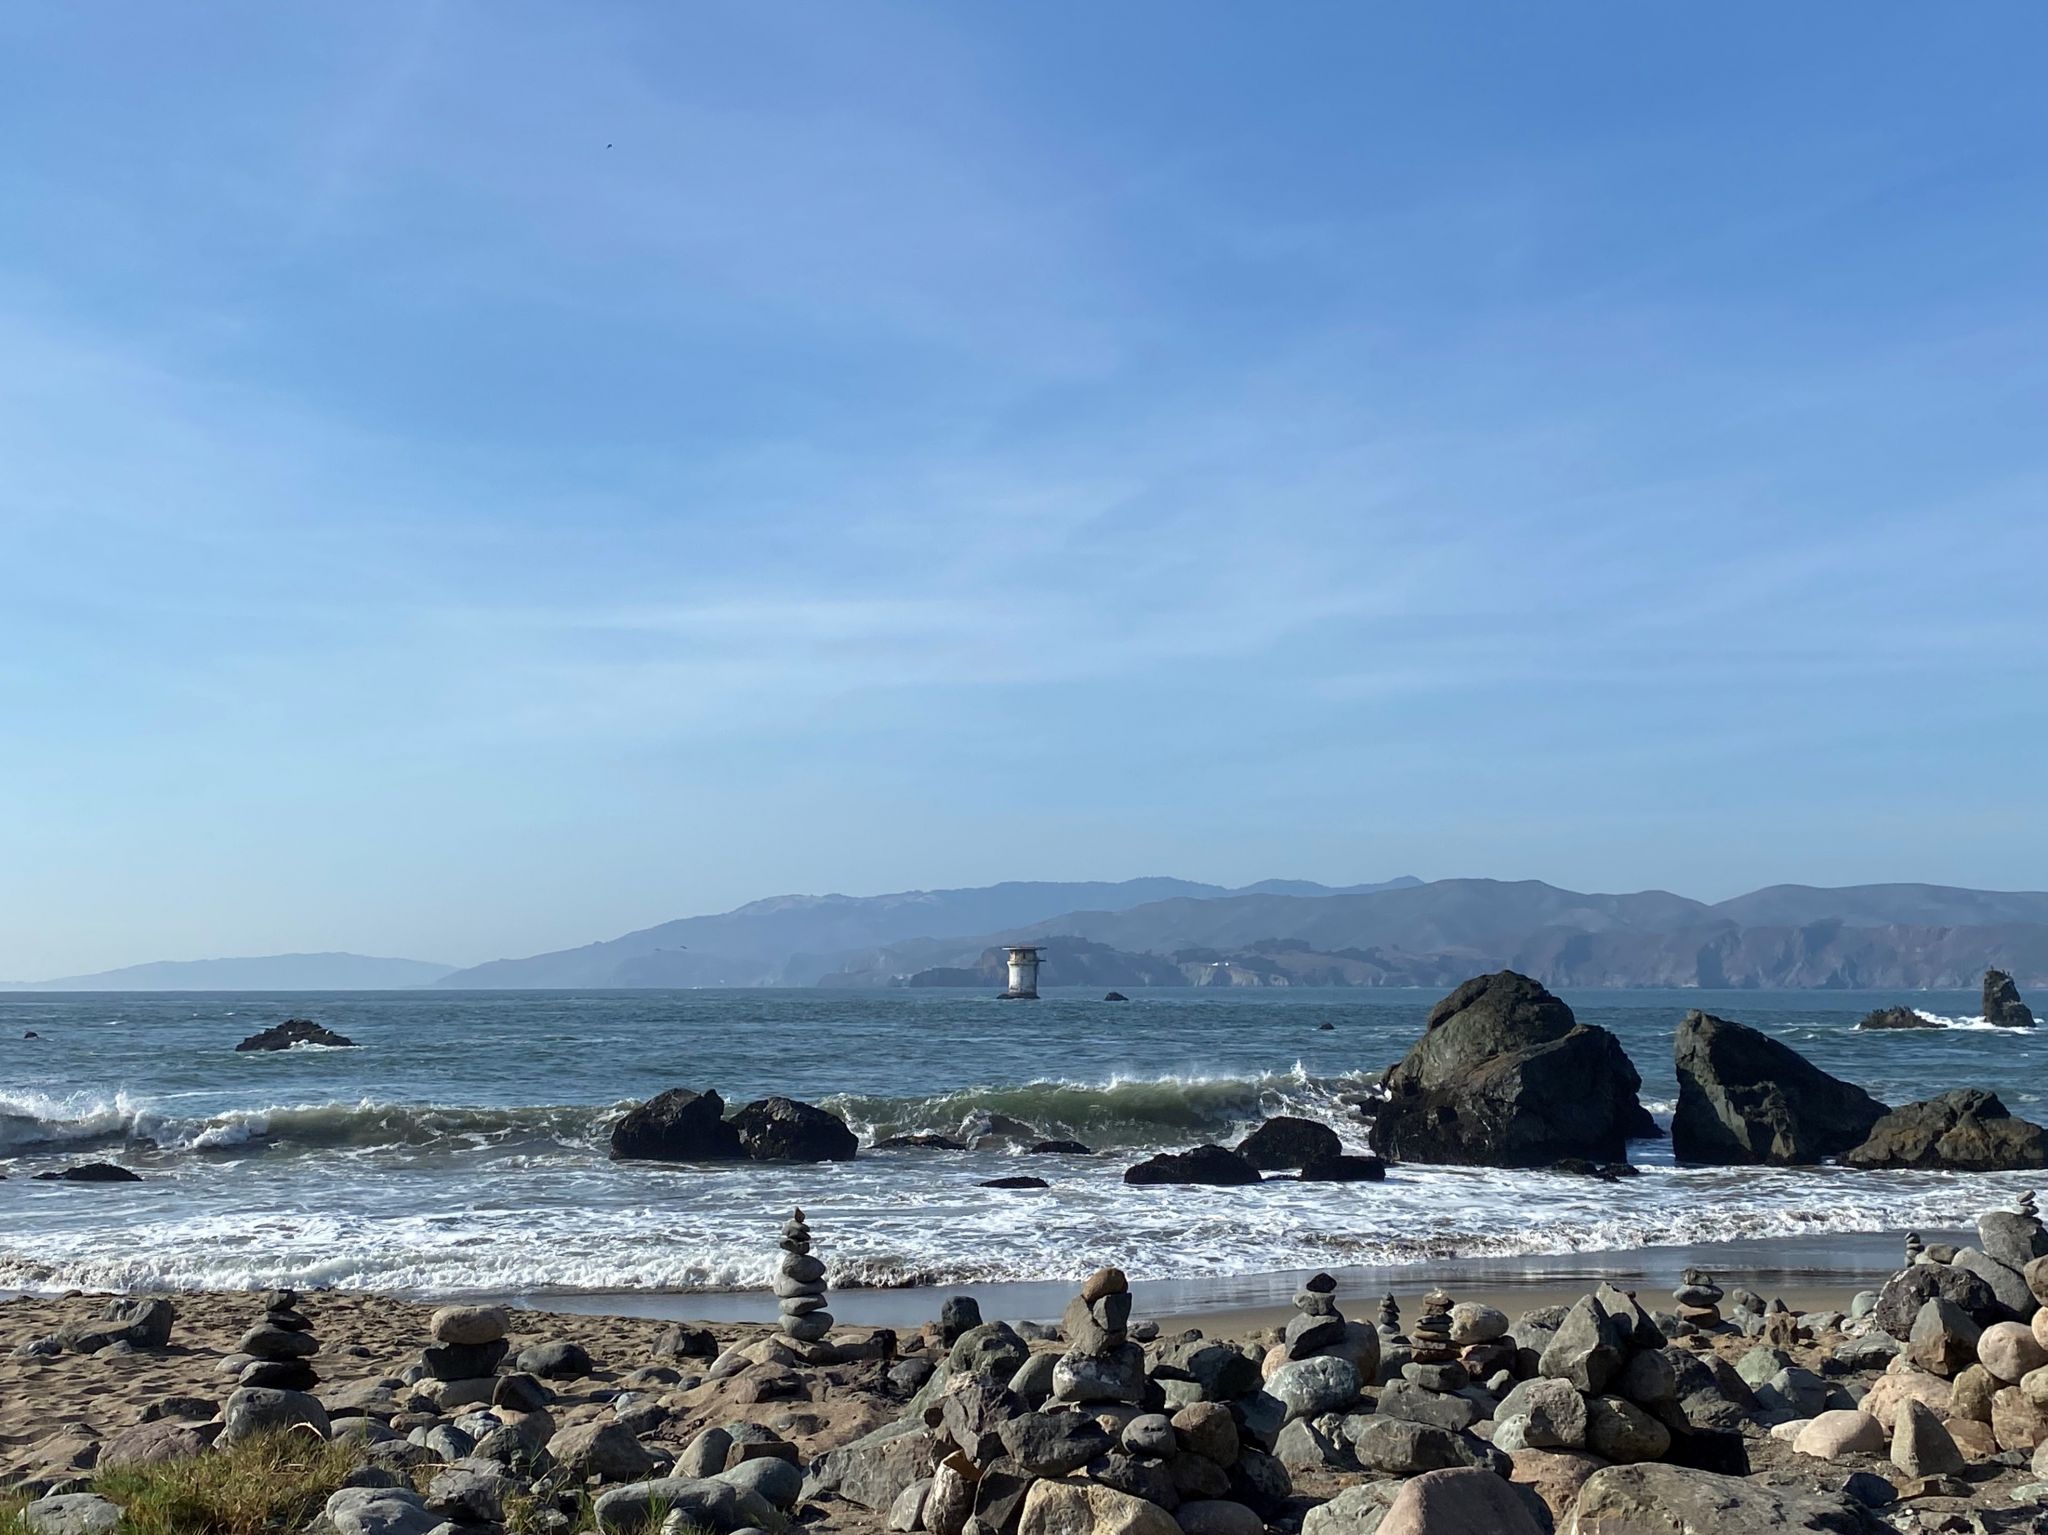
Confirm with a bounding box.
[1670,1012,1888,1165]
[1984,968,2037,1029]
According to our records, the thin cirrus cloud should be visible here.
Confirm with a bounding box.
[1,2,2046,976]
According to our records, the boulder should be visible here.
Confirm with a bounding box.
[999,1412,1113,1476]
[1379,1468,1546,1535]
[1844,1088,2048,1171]
[1017,1478,1179,1535]
[1906,1297,1981,1377]
[320,1487,440,1535]
[1669,1012,1886,1165]
[1585,1395,1672,1463]
[1510,1448,1605,1524]
[1539,1293,1632,1394]
[1266,1355,1362,1420]
[1872,1259,2001,1338]
[516,1340,594,1379]
[1123,1144,1263,1186]
[801,1423,939,1512]
[1235,1116,1342,1170]
[1980,1207,2048,1271]
[1979,1319,2048,1384]
[1369,972,1652,1167]
[730,1095,857,1161]
[1792,1410,1885,1459]
[20,1494,122,1535]
[220,1386,329,1445]
[1952,1245,2036,1319]
[1983,968,2036,1029]
[234,1017,356,1051]
[429,1305,510,1346]
[1563,1463,1882,1534]
[609,1088,743,1161]
[1302,1483,1403,1535]
[548,1420,657,1482]
[55,1297,175,1353]
[1891,1397,1966,1478]
[97,1420,208,1470]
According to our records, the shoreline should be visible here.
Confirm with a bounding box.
[6,1226,1943,1326]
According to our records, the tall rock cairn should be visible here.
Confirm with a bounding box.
[776,1207,832,1342]
[1673,1268,1724,1329]
[1051,1266,1144,1405]
[234,1288,319,1392]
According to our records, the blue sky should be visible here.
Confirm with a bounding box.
[3,5,2045,976]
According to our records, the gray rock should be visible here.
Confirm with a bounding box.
[1906,1297,1981,1377]
[320,1486,443,1535]
[1300,1482,1402,1535]
[1376,1379,1480,1431]
[1177,1499,1267,1535]
[1670,1011,1887,1165]
[1892,1397,1966,1479]
[1007,1352,1057,1402]
[1348,1416,1498,1476]
[1050,1342,1146,1404]
[1566,1463,1881,1534]
[998,1410,1112,1476]
[800,1423,939,1512]
[518,1340,594,1379]
[678,1426,734,1479]
[1274,1414,1353,1472]
[1539,1293,1630,1394]
[1121,1413,1177,1458]
[716,1457,804,1510]
[21,1494,122,1535]
[221,1385,329,1445]
[1266,1355,1362,1420]
[1953,1245,2037,1320]
[424,1464,513,1525]
[1980,1209,2048,1271]
[1496,1377,1589,1449]
[948,1323,1031,1383]
[548,1419,658,1482]
[1149,1338,1262,1401]
[1585,1394,1672,1462]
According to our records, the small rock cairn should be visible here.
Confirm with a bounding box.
[235,1288,320,1391]
[776,1207,832,1343]
[1285,1272,1346,1358]
[424,1303,511,1396]
[1904,1230,1925,1265]
[1375,1292,1400,1337]
[1406,1287,1461,1387]
[1672,1267,1723,1330]
[1051,1266,1143,1405]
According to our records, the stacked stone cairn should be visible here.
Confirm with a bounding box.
[1672,1267,1724,1331]
[829,1264,1290,1535]
[777,1206,833,1344]
[420,1299,510,1410]
[1375,1292,1400,1338]
[234,1288,320,1392]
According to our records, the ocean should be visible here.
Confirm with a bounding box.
[2,987,2041,1306]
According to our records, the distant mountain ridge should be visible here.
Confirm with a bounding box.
[436,875,2048,991]
[435,877,1423,989]
[4,952,455,992]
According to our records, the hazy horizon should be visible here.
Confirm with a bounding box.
[5,5,2046,979]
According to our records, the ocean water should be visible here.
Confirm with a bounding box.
[1,987,2042,1299]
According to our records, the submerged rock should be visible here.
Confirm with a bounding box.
[1670,1011,1887,1165]
[32,1163,141,1183]
[1235,1116,1341,1170]
[234,1017,357,1051]
[1123,1144,1263,1186]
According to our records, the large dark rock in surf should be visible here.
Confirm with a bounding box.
[1983,969,2036,1029]
[1843,1088,2048,1172]
[731,1096,858,1162]
[1235,1115,1341,1170]
[1123,1144,1263,1186]
[609,1088,743,1162]
[1670,1012,1888,1166]
[1367,972,1654,1168]
[235,1018,357,1051]
[1855,1006,1936,1031]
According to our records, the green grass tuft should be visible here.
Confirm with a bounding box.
[82,1428,362,1535]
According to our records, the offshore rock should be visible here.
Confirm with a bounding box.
[731,1096,858,1161]
[1124,1144,1263,1186]
[1670,1011,1886,1165]
[609,1088,744,1161]
[1983,968,2037,1029]
[1844,1088,2048,1171]
[1369,972,1652,1167]
[234,1018,356,1051]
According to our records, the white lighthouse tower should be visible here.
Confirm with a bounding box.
[1001,945,1044,1000]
